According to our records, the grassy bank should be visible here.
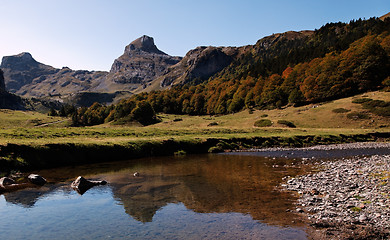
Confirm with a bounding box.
[0,91,389,173]
[1,132,389,174]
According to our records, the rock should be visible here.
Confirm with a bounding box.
[0,177,15,187]
[0,177,29,193]
[296,208,304,213]
[359,214,367,222]
[311,188,320,195]
[71,176,107,195]
[28,174,47,186]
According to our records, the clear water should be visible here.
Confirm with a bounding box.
[0,154,312,240]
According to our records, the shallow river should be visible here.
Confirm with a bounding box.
[0,153,316,240]
[3,144,389,240]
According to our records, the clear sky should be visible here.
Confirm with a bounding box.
[0,0,388,71]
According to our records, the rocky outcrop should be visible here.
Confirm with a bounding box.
[0,69,5,92]
[158,46,239,88]
[71,176,107,195]
[0,68,28,110]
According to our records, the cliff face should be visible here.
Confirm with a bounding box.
[157,46,240,89]
[0,69,5,92]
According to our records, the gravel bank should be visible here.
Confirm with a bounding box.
[283,153,390,239]
[232,142,390,159]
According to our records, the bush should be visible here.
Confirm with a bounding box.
[362,100,389,109]
[207,122,218,126]
[260,114,268,117]
[254,119,273,127]
[352,98,373,104]
[332,108,351,113]
[277,120,296,128]
[372,107,390,117]
[174,150,187,156]
[347,112,370,120]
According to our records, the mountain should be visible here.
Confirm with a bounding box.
[91,35,182,93]
[3,13,390,112]
[1,52,59,93]
[1,35,181,106]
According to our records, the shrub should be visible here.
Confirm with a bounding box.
[254,119,272,127]
[332,108,351,113]
[207,122,218,126]
[260,114,268,118]
[352,98,373,104]
[174,150,187,156]
[362,100,389,109]
[277,120,296,128]
[347,112,370,120]
[173,118,183,122]
[372,107,390,117]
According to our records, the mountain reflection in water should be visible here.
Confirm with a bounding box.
[2,154,311,227]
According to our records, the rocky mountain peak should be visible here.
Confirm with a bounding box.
[1,52,59,93]
[1,52,39,70]
[124,35,166,55]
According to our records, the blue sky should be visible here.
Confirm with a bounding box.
[0,0,388,71]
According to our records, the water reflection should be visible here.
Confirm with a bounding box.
[3,154,311,227]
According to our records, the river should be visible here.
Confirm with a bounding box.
[0,153,316,239]
[1,144,389,240]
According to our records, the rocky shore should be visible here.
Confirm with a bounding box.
[281,143,390,239]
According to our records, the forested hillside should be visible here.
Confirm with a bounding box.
[73,17,390,126]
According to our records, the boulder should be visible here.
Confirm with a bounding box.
[28,174,47,186]
[71,176,107,195]
[0,177,15,187]
[0,177,29,193]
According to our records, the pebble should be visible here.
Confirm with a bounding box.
[282,150,390,236]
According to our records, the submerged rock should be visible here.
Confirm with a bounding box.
[28,174,47,186]
[71,176,107,195]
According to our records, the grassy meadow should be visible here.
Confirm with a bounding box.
[0,91,389,146]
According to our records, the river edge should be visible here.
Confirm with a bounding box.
[0,132,389,175]
[271,143,390,240]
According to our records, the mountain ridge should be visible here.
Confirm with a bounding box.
[1,12,390,108]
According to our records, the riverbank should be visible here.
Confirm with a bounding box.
[282,145,390,239]
[0,132,389,175]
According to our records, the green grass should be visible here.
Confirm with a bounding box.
[0,91,388,146]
